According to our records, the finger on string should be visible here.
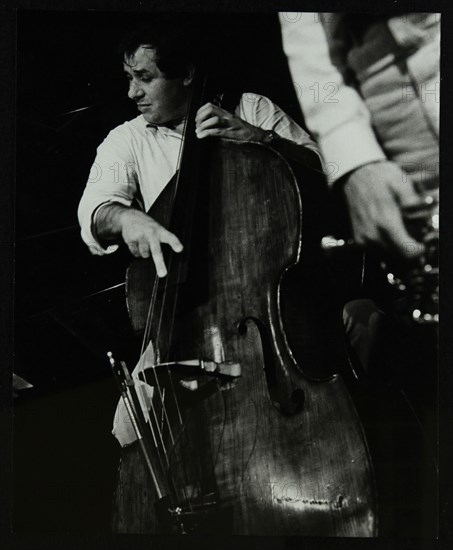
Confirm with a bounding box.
[198,115,226,130]
[196,129,225,139]
[150,243,167,277]
[195,102,223,124]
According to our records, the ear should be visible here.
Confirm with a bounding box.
[183,64,195,87]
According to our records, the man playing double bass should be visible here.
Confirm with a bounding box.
[78,20,384,537]
[78,23,321,273]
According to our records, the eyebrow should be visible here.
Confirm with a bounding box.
[123,68,151,76]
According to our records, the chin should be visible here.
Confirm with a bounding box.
[142,114,157,124]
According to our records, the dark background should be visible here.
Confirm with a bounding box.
[13,11,307,533]
[3,1,453,549]
[10,6,453,547]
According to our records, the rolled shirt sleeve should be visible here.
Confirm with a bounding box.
[77,129,139,255]
[238,92,322,163]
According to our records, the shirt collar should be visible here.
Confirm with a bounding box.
[144,115,187,136]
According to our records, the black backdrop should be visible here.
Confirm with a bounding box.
[3,1,453,549]
[13,11,306,532]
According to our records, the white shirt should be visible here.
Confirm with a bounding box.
[279,12,440,184]
[78,93,320,255]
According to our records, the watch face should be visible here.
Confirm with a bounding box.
[265,130,275,144]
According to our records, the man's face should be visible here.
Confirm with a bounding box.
[124,46,192,125]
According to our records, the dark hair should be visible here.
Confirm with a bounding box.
[118,20,201,79]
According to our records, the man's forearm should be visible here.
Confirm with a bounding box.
[92,202,131,244]
[93,202,183,275]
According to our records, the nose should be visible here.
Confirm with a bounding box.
[128,80,144,101]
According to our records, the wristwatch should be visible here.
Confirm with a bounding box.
[262,129,279,146]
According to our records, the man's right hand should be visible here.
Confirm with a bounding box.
[118,208,183,277]
[342,160,425,260]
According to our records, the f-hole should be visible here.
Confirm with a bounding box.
[237,317,305,414]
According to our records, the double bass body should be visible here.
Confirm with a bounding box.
[112,138,377,535]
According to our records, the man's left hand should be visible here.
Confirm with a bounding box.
[195,102,266,142]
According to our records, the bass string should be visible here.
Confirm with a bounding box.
[133,349,171,475]
[147,72,207,433]
[152,103,203,508]
[136,79,205,509]
[133,201,193,510]
[135,272,175,465]
[156,75,226,506]
[137,97,191,435]
[152,110,195,429]
[133,194,186,481]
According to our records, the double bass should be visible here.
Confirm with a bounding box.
[109,76,377,536]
